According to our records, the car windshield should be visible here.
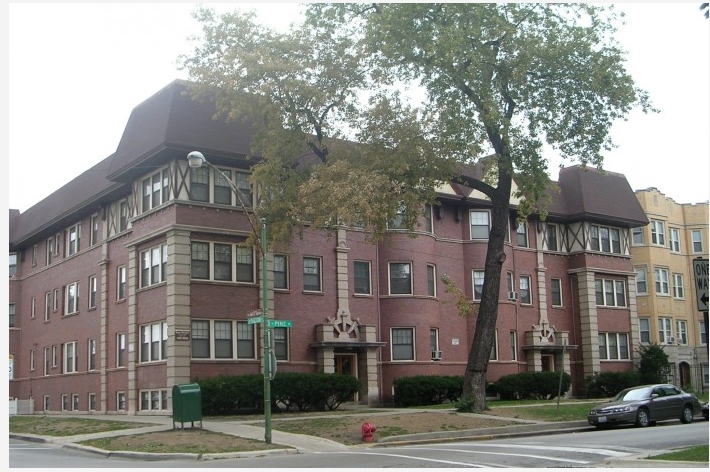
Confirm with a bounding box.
[614,387,651,401]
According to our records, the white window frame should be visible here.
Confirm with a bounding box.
[595,278,627,307]
[691,229,703,253]
[72,394,79,411]
[519,275,532,304]
[676,320,688,345]
[61,394,69,411]
[117,333,126,368]
[88,275,97,309]
[140,243,167,288]
[424,204,434,233]
[632,226,644,245]
[65,282,79,315]
[651,220,666,246]
[427,264,436,297]
[473,270,485,301]
[63,341,78,373]
[598,333,629,360]
[43,395,50,411]
[589,224,621,254]
[639,318,651,343]
[44,292,51,321]
[140,321,168,363]
[66,223,81,256]
[701,321,707,345]
[389,262,412,295]
[430,328,440,361]
[634,266,648,294]
[117,392,126,411]
[88,338,96,371]
[31,296,36,318]
[669,228,681,253]
[391,327,415,361]
[273,254,289,290]
[44,347,50,376]
[550,278,562,307]
[489,329,498,361]
[191,319,256,360]
[654,267,670,295]
[547,223,559,251]
[117,265,126,301]
[142,168,171,212]
[303,256,323,292]
[354,260,371,295]
[90,214,99,246]
[672,273,685,299]
[30,349,35,371]
[470,210,490,240]
[510,330,518,361]
[140,389,169,411]
[658,317,673,344]
[88,393,96,411]
[516,222,528,248]
[52,345,58,368]
[273,326,290,361]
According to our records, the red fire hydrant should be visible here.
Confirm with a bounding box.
[361,421,376,443]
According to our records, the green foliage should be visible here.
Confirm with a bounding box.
[584,371,641,398]
[392,375,464,407]
[195,373,360,415]
[636,343,671,384]
[493,371,571,400]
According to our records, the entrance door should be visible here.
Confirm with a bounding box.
[335,354,356,376]
[541,354,554,372]
[334,354,357,402]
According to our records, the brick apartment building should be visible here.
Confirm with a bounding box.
[9,80,654,415]
[631,188,709,391]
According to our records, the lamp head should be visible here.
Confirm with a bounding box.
[187,151,206,168]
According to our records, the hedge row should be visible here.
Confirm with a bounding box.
[194,372,360,415]
[584,371,641,398]
[493,371,572,400]
[392,375,464,407]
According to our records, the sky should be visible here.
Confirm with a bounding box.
[6,2,710,214]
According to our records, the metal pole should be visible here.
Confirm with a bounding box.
[261,218,271,444]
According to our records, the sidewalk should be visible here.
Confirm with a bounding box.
[10,409,708,468]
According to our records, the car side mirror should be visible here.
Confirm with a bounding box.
[651,393,659,399]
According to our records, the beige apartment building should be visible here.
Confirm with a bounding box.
[631,188,709,392]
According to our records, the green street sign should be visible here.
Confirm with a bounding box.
[268,319,293,328]
[247,315,264,325]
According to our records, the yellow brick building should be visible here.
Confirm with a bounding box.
[632,188,708,392]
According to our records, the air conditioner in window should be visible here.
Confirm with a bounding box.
[667,336,674,344]
[508,291,518,301]
[431,350,442,361]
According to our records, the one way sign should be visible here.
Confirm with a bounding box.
[693,258,709,312]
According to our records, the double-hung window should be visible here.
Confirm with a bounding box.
[692,230,703,253]
[190,320,256,359]
[658,317,673,344]
[65,282,79,315]
[669,228,681,253]
[117,266,126,300]
[470,211,490,239]
[389,262,412,295]
[140,321,167,362]
[88,275,97,309]
[190,166,210,202]
[599,333,629,360]
[67,223,81,256]
[634,267,648,294]
[303,257,322,292]
[595,278,626,307]
[427,264,436,297]
[519,275,532,304]
[632,227,644,245]
[391,328,414,361]
[516,222,528,247]
[673,273,685,299]
[550,278,562,306]
[651,220,666,246]
[354,260,371,295]
[654,268,670,295]
[547,224,558,251]
[273,255,289,290]
[140,244,167,287]
[590,224,621,254]
[473,270,485,301]
[639,318,651,343]
[64,341,78,373]
[142,169,170,212]
[676,320,688,345]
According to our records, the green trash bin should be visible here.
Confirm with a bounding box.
[172,383,202,429]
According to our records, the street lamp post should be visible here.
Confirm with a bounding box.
[187,151,272,443]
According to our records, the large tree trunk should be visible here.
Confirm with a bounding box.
[462,162,512,412]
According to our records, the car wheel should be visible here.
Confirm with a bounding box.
[635,408,650,427]
[680,405,694,424]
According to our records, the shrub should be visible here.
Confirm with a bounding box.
[392,375,464,407]
[584,371,640,398]
[637,343,671,384]
[493,371,571,400]
[195,372,360,415]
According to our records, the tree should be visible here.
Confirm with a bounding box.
[702,3,709,20]
[181,4,654,412]
[636,343,671,384]
[351,3,655,411]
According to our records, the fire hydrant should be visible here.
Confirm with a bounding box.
[361,421,376,443]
